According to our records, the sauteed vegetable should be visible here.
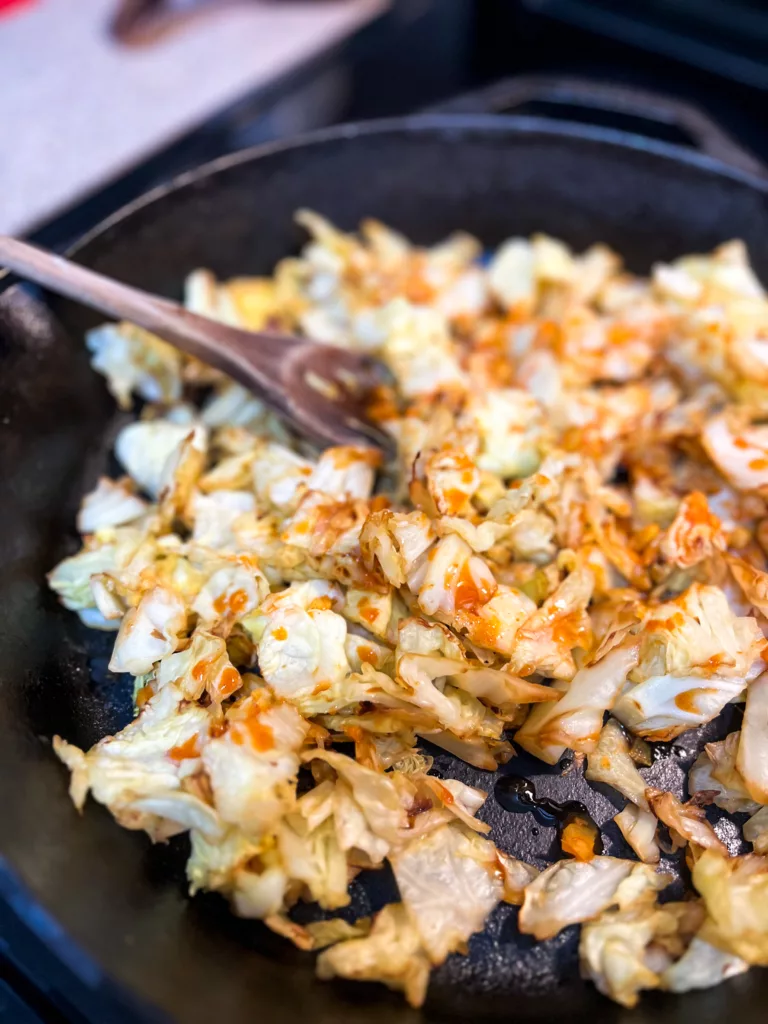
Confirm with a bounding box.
[51,212,768,1008]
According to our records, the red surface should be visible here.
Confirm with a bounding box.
[0,0,37,15]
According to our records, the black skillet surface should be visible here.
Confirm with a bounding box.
[1,79,768,1024]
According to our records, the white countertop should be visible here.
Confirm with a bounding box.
[0,0,387,234]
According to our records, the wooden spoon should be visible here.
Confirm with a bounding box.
[0,235,393,453]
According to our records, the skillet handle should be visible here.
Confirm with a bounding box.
[429,75,767,180]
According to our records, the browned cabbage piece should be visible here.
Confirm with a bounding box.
[50,214,768,1010]
[693,849,768,964]
[646,788,728,855]
[586,718,650,808]
[614,805,660,864]
[737,672,768,804]
[519,859,669,940]
[689,733,760,815]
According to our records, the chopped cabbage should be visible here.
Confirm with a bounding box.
[693,849,768,964]
[586,718,650,809]
[86,322,182,408]
[109,586,187,675]
[520,858,668,940]
[645,788,727,854]
[515,642,639,764]
[391,823,503,962]
[744,806,768,854]
[737,671,768,803]
[51,215,768,1011]
[115,419,202,500]
[689,736,759,815]
[661,936,748,993]
[316,903,431,1007]
[614,673,747,742]
[54,684,214,841]
[614,805,660,864]
[77,477,148,533]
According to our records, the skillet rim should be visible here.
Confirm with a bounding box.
[53,111,768,266]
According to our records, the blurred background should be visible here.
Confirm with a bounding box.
[2,0,768,248]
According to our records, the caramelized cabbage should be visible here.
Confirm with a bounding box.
[51,215,768,1010]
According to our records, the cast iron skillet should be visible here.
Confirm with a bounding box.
[1,77,768,1024]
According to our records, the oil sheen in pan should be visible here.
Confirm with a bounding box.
[494,774,604,854]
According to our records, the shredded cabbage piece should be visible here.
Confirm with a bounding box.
[693,849,768,964]
[520,859,669,941]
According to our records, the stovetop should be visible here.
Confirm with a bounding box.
[5,2,768,1021]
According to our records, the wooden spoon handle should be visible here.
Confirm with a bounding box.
[0,234,193,334]
[0,234,295,387]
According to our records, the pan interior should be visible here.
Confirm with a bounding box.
[1,119,767,1023]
